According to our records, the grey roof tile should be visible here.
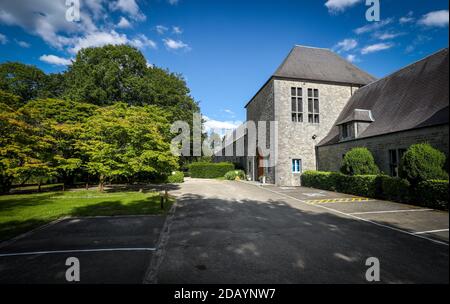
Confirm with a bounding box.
[319,48,449,146]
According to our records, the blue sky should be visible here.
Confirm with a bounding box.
[0,0,448,131]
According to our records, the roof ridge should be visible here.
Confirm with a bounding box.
[358,47,449,90]
[294,45,331,51]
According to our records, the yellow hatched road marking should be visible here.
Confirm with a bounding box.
[305,197,370,204]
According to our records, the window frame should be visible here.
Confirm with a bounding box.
[389,148,406,177]
[291,87,303,123]
[292,159,302,174]
[307,88,320,124]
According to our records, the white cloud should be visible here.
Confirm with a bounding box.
[39,54,72,66]
[15,39,30,48]
[0,33,7,44]
[117,16,132,28]
[110,0,146,21]
[130,34,157,49]
[399,11,415,24]
[172,26,183,34]
[346,54,359,63]
[156,25,169,35]
[418,10,449,28]
[203,115,241,136]
[68,30,128,54]
[0,0,97,49]
[333,38,358,52]
[325,0,361,14]
[404,35,432,54]
[163,38,190,50]
[374,31,404,40]
[354,18,393,35]
[168,0,180,5]
[361,43,394,55]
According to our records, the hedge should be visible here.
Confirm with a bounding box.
[415,180,449,210]
[301,171,449,210]
[166,171,184,183]
[188,162,235,179]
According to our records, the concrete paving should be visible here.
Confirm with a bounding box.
[0,216,165,283]
[154,178,449,284]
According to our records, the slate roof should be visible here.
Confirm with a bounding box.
[245,45,376,108]
[318,48,449,147]
[273,46,376,85]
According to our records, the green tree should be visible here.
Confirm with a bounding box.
[64,44,199,123]
[0,89,23,109]
[0,62,48,101]
[20,99,98,189]
[399,143,448,184]
[77,103,179,191]
[341,147,380,176]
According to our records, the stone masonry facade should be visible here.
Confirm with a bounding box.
[244,78,360,186]
[317,124,450,174]
[273,79,359,186]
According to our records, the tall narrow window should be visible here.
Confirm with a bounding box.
[291,87,303,123]
[292,159,302,173]
[308,88,320,124]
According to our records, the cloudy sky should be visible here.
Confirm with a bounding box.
[0,0,448,131]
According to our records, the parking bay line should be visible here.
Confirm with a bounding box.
[349,209,434,215]
[0,247,157,258]
[414,229,449,235]
[257,185,449,247]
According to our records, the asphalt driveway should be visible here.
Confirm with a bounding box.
[0,216,165,283]
[152,178,449,284]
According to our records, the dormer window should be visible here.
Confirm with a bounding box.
[337,109,374,141]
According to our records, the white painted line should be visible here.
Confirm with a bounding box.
[349,209,434,215]
[258,185,449,247]
[414,229,449,235]
[0,247,157,258]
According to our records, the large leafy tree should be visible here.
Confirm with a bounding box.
[64,44,199,122]
[0,102,54,193]
[19,99,98,189]
[77,103,179,191]
[0,62,49,101]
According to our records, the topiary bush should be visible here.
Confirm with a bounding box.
[414,180,449,210]
[189,162,235,179]
[399,143,448,185]
[166,171,184,183]
[224,170,246,181]
[340,148,380,176]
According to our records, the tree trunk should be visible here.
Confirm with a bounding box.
[86,174,90,190]
[37,180,41,193]
[98,175,105,192]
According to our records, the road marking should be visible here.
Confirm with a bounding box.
[257,185,449,247]
[305,197,372,204]
[0,247,157,258]
[414,229,449,235]
[349,209,434,215]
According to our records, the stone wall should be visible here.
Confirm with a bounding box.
[274,79,358,186]
[245,79,275,183]
[317,124,450,174]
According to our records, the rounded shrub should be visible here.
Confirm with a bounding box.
[399,143,448,184]
[166,171,184,183]
[224,170,246,181]
[340,148,380,176]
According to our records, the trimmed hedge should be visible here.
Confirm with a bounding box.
[301,171,448,210]
[415,180,449,210]
[188,162,235,179]
[224,170,246,181]
[167,171,184,183]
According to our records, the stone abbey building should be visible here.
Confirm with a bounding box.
[216,46,449,186]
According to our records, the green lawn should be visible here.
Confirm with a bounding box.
[0,190,172,241]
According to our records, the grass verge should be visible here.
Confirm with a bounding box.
[0,190,173,241]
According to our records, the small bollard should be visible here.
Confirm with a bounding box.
[160,193,164,210]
